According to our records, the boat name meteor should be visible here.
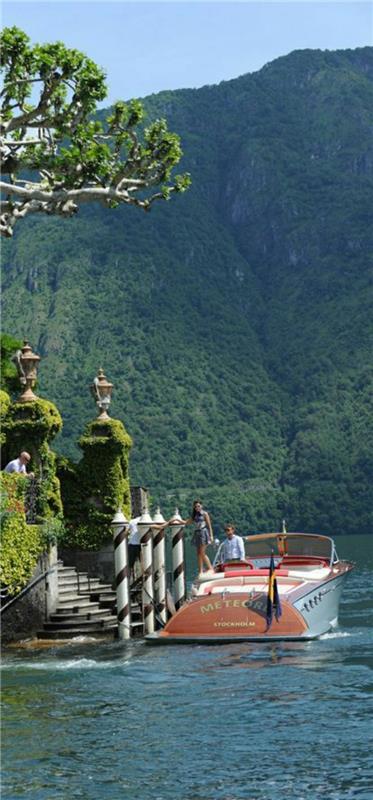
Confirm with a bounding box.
[200,599,249,613]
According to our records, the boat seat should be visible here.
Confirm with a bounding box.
[281,556,329,568]
[222,568,288,579]
[287,566,331,580]
[215,560,254,573]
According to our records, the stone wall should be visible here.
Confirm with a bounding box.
[59,544,115,584]
[1,546,59,643]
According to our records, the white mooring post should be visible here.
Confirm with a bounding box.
[137,508,155,635]
[152,507,167,626]
[111,509,130,640]
[170,508,186,611]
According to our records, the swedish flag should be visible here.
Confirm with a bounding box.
[266,551,282,630]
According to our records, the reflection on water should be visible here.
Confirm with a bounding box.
[2,534,373,800]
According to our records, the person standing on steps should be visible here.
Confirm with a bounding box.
[183,499,214,574]
[128,516,142,583]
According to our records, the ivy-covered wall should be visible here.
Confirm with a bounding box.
[1,383,133,562]
[1,395,63,521]
[0,391,65,597]
[0,473,43,595]
[58,417,132,550]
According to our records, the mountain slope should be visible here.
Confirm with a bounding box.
[2,47,373,534]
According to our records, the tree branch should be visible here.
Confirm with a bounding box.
[0,26,190,237]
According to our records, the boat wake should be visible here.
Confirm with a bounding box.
[1,656,133,671]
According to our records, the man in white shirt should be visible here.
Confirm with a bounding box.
[220,524,246,562]
[128,517,142,579]
[4,451,34,477]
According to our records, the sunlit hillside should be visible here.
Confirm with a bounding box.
[2,47,373,534]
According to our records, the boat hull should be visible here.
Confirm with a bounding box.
[146,565,352,645]
[293,569,349,638]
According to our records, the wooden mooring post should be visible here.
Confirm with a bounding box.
[137,509,155,635]
[169,509,186,611]
[111,510,131,640]
[113,504,188,640]
[152,508,167,626]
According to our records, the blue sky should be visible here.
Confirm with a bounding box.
[2,2,372,103]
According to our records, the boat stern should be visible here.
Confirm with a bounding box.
[147,592,309,643]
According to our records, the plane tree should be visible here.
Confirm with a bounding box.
[0,26,191,237]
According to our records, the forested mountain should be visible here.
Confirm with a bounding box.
[2,47,373,535]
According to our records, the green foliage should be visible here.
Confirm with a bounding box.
[39,516,65,547]
[0,473,43,595]
[2,47,373,535]
[0,27,190,237]
[3,397,62,443]
[282,369,373,535]
[58,418,132,549]
[0,333,22,395]
[2,398,63,520]
[0,472,27,515]
[0,390,11,445]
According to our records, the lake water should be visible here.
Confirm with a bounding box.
[2,534,373,800]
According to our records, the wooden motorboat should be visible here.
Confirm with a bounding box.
[146,532,353,644]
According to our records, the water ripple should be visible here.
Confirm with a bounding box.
[2,534,373,799]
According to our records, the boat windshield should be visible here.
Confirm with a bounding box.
[244,533,333,563]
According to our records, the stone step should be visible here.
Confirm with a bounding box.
[58,572,105,582]
[58,587,105,599]
[56,593,95,604]
[37,627,117,640]
[43,615,118,632]
[38,560,121,640]
[104,588,146,599]
[49,608,114,623]
[57,567,80,577]
[46,559,151,641]
[57,576,91,586]
[56,599,101,612]
[94,587,117,600]
[97,597,117,609]
[37,619,144,639]
[76,584,113,596]
[130,621,145,636]
[58,579,105,592]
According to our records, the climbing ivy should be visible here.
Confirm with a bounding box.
[0,333,22,395]
[0,394,65,595]
[0,473,43,596]
[0,390,11,445]
[58,417,132,549]
[1,397,63,521]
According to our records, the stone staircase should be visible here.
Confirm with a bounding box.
[37,564,144,639]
